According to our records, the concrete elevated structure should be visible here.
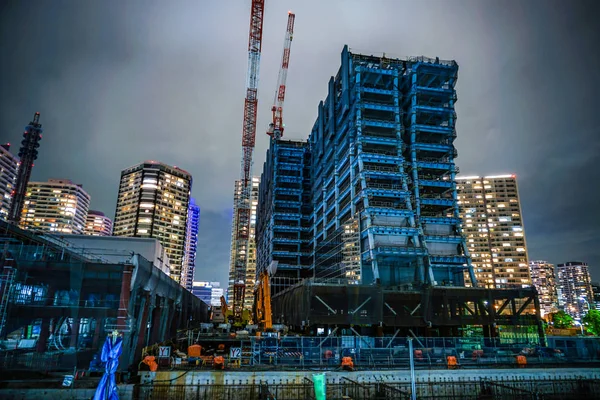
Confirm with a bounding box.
[0,220,208,371]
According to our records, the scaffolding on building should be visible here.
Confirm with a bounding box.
[307,45,475,289]
[256,139,312,297]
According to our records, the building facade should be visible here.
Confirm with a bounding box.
[256,139,312,294]
[591,282,600,311]
[113,161,192,284]
[528,260,558,317]
[20,179,90,234]
[0,144,18,221]
[181,198,200,291]
[306,46,474,287]
[191,281,222,307]
[456,175,531,289]
[557,261,594,319]
[228,177,260,309]
[84,210,113,236]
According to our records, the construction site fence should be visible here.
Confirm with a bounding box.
[134,376,600,400]
[179,335,600,370]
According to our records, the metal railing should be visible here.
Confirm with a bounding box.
[155,336,600,372]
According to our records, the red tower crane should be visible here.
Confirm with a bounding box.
[232,0,265,320]
[267,12,295,139]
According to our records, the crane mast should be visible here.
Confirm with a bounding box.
[267,12,295,140]
[232,0,265,320]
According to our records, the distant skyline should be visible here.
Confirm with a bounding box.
[1,0,599,287]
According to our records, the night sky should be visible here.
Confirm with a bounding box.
[1,1,599,287]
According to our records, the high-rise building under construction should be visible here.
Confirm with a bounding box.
[229,177,260,310]
[456,175,531,289]
[256,139,312,294]
[257,46,475,289]
[256,46,542,338]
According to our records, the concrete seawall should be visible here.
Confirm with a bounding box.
[140,367,600,385]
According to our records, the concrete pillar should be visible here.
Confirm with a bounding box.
[117,265,134,330]
[36,318,50,352]
[70,317,80,349]
[149,298,164,345]
[135,294,151,356]
[92,317,103,349]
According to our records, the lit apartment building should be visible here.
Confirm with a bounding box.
[20,179,91,234]
[456,175,531,289]
[181,197,200,291]
[113,161,192,284]
[228,177,260,310]
[0,144,18,220]
[592,282,600,311]
[84,210,113,236]
[528,260,558,317]
[557,261,594,320]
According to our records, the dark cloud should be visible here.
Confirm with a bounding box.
[1,0,599,286]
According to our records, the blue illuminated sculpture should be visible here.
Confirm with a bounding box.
[93,330,123,400]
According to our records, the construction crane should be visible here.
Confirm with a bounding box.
[232,0,265,322]
[267,12,295,140]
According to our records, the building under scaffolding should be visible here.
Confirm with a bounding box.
[256,139,312,295]
[257,46,544,341]
[0,221,208,371]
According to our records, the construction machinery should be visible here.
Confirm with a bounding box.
[254,270,272,331]
[267,11,295,139]
[231,0,265,323]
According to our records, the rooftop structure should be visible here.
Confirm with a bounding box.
[529,260,558,317]
[456,175,531,289]
[20,179,90,235]
[49,234,172,275]
[113,161,192,284]
[557,261,594,320]
[0,144,18,220]
[84,210,113,236]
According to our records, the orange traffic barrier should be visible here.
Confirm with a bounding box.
[341,356,354,371]
[446,356,458,369]
[516,355,527,367]
[199,355,214,367]
[188,344,202,357]
[142,355,158,372]
[213,355,225,370]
